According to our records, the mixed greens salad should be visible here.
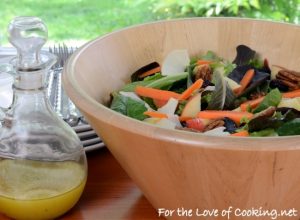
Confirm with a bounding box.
[109,45,300,137]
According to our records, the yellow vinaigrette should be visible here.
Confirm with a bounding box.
[0,159,86,220]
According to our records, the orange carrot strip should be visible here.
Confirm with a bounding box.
[233,69,255,95]
[135,86,180,101]
[239,89,300,112]
[230,130,249,137]
[144,111,168,118]
[282,89,300,98]
[197,60,213,65]
[197,110,253,124]
[233,87,241,95]
[179,116,193,122]
[138,66,161,79]
[240,96,265,112]
[179,79,204,100]
[153,99,168,108]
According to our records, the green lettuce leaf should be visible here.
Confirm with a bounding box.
[207,70,236,110]
[110,93,147,120]
[143,73,163,81]
[277,118,300,136]
[146,72,188,89]
[121,72,188,92]
[121,80,152,92]
[253,88,282,113]
[207,70,226,110]
[201,51,222,62]
[250,128,277,137]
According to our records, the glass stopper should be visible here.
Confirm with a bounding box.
[8,16,48,70]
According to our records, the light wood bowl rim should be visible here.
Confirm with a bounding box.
[63,17,300,151]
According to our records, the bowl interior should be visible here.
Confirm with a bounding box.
[63,18,300,147]
[70,18,300,103]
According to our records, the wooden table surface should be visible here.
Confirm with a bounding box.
[0,148,160,220]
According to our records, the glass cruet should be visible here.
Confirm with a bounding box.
[0,17,87,220]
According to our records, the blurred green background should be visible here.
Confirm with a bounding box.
[0,0,299,46]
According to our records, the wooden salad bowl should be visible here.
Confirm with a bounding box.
[63,18,300,219]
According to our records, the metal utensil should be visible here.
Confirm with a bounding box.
[48,44,103,151]
[48,44,81,125]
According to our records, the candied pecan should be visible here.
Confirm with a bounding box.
[277,70,300,82]
[276,78,300,90]
[203,119,225,132]
[194,64,212,81]
[276,69,300,90]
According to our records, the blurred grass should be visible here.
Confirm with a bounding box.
[0,0,156,46]
[1,0,299,47]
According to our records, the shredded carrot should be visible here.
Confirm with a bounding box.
[282,89,300,98]
[233,87,241,95]
[196,60,213,65]
[179,116,193,122]
[138,66,161,79]
[179,79,203,100]
[153,99,168,108]
[144,111,168,118]
[234,69,255,95]
[230,130,249,137]
[135,86,180,101]
[240,89,300,111]
[197,110,253,124]
[240,96,265,112]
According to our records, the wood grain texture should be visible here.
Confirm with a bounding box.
[63,18,300,220]
[0,149,158,220]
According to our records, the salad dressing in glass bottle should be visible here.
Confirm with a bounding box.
[0,17,87,220]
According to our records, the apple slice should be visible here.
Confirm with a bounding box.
[181,93,201,118]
